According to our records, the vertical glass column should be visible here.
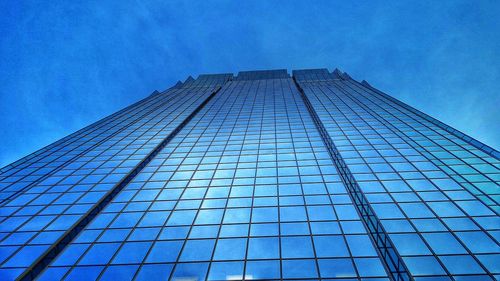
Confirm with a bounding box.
[0,79,223,280]
[295,69,499,280]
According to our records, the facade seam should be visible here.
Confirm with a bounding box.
[17,85,223,281]
[293,77,414,281]
[332,80,496,277]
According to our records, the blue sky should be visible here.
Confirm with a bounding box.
[0,1,499,167]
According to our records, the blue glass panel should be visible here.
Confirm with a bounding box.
[251,207,278,223]
[207,261,244,281]
[439,255,485,274]
[64,266,104,281]
[346,235,378,256]
[282,259,318,278]
[250,223,278,236]
[389,234,431,255]
[37,267,70,281]
[455,232,500,254]
[213,238,247,260]
[52,244,90,266]
[307,205,336,220]
[3,245,48,267]
[100,265,139,281]
[219,224,249,238]
[172,262,209,280]
[78,243,120,265]
[134,264,173,281]
[179,239,216,261]
[318,258,357,278]
[313,235,349,257]
[248,237,279,259]
[354,258,387,277]
[403,256,447,276]
[112,242,151,264]
[223,208,250,224]
[476,254,500,273]
[245,260,281,279]
[422,233,467,254]
[146,241,183,263]
[279,206,307,222]
[281,236,315,258]
[281,222,310,235]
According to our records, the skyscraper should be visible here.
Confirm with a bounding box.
[0,68,498,281]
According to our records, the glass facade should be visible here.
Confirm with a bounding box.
[0,68,498,281]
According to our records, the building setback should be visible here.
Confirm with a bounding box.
[0,68,498,281]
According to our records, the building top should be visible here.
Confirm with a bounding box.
[172,68,352,85]
[293,68,335,81]
[181,73,233,88]
[235,69,290,80]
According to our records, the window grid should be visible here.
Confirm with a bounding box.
[0,84,220,279]
[0,90,158,175]
[38,78,390,281]
[346,79,500,212]
[0,89,180,203]
[298,77,499,280]
[0,88,164,180]
[0,69,497,281]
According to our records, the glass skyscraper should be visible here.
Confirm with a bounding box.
[0,68,498,281]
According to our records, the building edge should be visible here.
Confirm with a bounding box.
[17,84,223,281]
[355,79,499,160]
